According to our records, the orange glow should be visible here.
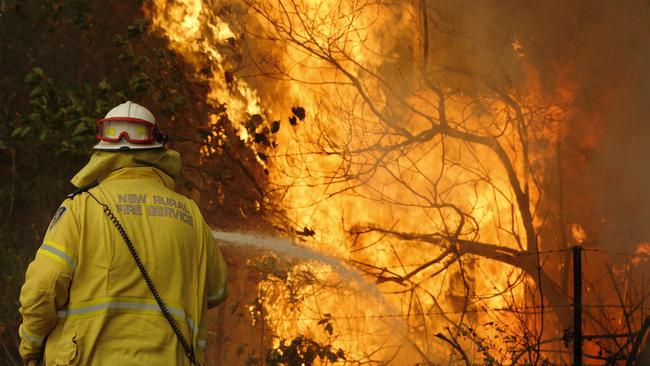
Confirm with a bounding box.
[632,242,650,266]
[571,223,587,244]
[147,1,603,364]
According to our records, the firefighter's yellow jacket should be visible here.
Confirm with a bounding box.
[18,150,228,365]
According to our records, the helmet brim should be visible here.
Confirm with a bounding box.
[92,140,164,151]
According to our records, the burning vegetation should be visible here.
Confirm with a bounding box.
[146,0,650,364]
[1,0,649,365]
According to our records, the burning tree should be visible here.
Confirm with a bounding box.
[149,0,650,364]
[244,1,570,363]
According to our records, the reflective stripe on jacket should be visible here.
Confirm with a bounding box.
[19,166,228,365]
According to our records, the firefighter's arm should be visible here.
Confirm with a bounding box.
[19,202,79,361]
[203,223,228,309]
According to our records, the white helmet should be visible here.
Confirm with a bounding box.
[94,101,167,151]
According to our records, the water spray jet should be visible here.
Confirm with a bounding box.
[212,230,382,300]
[211,230,433,362]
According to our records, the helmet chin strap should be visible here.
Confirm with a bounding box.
[153,126,169,144]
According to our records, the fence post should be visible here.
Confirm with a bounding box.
[573,245,583,366]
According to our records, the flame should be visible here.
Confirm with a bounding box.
[631,242,650,266]
[149,1,586,364]
[147,0,264,157]
[571,223,587,244]
[512,38,525,57]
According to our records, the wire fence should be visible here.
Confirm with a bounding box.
[254,245,650,363]
[258,246,649,318]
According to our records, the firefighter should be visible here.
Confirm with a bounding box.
[18,101,227,365]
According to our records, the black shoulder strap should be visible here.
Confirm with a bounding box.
[66,180,99,200]
[84,189,200,365]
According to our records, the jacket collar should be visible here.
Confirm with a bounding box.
[102,166,176,189]
[70,149,181,189]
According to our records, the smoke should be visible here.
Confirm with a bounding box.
[151,0,650,362]
[438,0,650,251]
[187,0,650,252]
[515,0,650,251]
